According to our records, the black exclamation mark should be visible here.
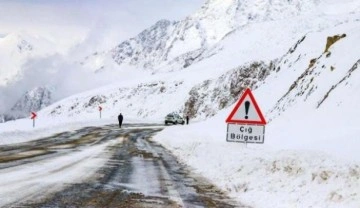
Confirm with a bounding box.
[245,101,250,119]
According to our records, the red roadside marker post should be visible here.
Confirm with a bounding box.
[30,112,37,128]
[99,106,103,119]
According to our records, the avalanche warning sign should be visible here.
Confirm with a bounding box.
[225,88,266,125]
[226,88,266,144]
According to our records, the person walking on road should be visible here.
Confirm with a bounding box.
[118,113,123,128]
[186,115,189,125]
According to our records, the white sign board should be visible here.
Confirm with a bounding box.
[226,123,265,143]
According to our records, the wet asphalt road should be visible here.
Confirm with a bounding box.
[0,124,246,208]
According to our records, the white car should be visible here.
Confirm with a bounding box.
[164,113,185,125]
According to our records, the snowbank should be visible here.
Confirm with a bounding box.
[152,111,360,208]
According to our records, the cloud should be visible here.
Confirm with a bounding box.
[0,0,205,49]
[0,0,206,114]
[0,54,124,114]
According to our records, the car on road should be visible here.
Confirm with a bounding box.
[164,113,185,125]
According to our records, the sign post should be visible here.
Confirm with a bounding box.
[30,112,37,128]
[225,88,266,144]
[99,106,102,119]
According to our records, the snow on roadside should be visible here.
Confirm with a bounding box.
[152,113,360,208]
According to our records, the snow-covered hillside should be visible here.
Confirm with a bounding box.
[81,0,324,73]
[1,0,360,207]
[152,20,360,207]
[3,0,359,122]
[38,0,360,123]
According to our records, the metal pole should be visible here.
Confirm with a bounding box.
[33,119,35,128]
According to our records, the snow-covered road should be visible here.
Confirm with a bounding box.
[0,124,242,207]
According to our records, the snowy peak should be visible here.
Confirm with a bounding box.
[11,87,52,118]
[186,0,320,43]
[111,19,176,68]
[82,0,324,73]
[189,0,238,45]
[137,19,174,49]
[1,86,52,122]
[106,0,240,69]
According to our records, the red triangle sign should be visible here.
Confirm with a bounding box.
[226,88,266,125]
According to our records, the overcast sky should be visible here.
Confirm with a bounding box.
[0,0,205,52]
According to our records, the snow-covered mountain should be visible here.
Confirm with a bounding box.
[81,0,323,73]
[2,0,360,123]
[42,0,360,122]
[11,87,52,115]
[2,0,360,134]
[0,33,54,122]
[0,32,90,122]
[0,87,52,122]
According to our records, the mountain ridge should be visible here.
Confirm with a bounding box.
[81,0,324,73]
